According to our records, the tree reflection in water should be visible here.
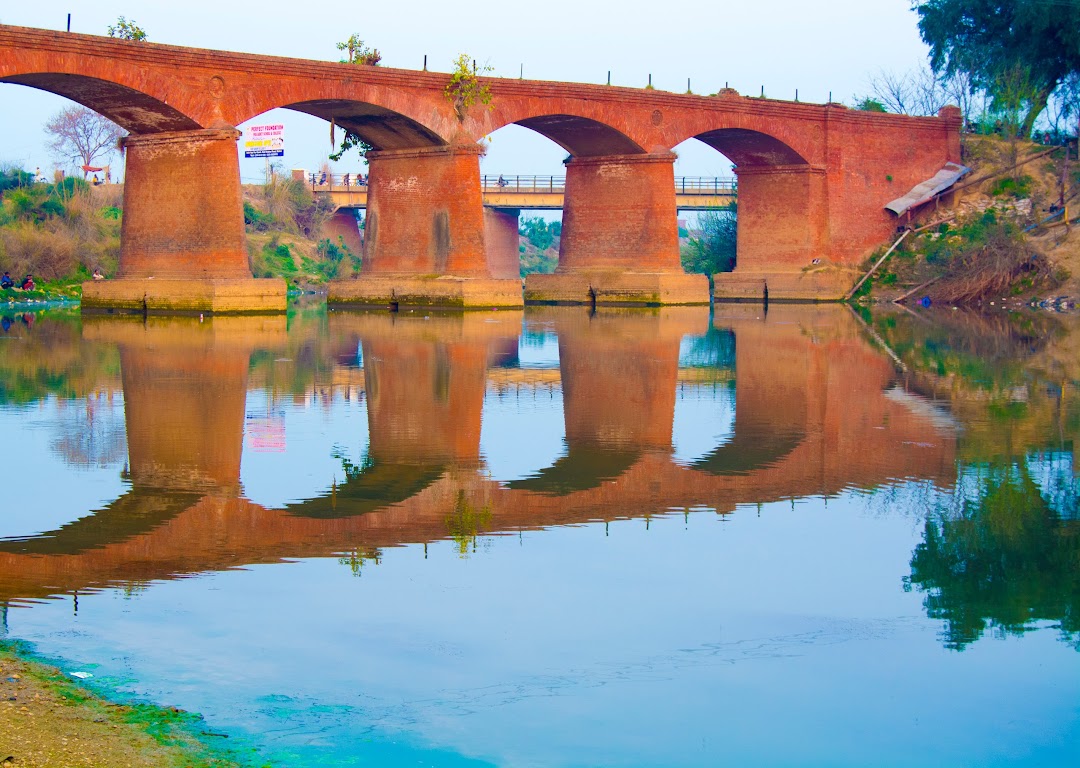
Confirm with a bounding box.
[906,458,1080,650]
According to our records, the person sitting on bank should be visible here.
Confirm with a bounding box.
[20,274,35,291]
[92,268,105,280]
[0,272,13,290]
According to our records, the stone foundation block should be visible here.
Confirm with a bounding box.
[524,272,710,306]
[328,276,524,309]
[81,278,288,314]
[712,269,860,302]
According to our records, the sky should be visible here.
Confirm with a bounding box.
[0,0,933,182]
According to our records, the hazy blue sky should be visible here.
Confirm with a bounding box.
[1,1,931,180]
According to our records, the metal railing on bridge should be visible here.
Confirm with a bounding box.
[480,175,737,194]
[307,172,368,191]
[304,173,737,195]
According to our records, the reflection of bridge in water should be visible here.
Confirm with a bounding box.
[0,306,957,603]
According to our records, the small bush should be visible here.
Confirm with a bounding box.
[315,236,360,281]
[990,175,1033,198]
[244,201,274,231]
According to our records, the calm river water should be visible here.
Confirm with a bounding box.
[0,302,1078,766]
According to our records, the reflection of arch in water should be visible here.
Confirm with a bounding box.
[0,489,202,556]
[285,460,446,520]
[507,447,641,495]
[282,311,523,516]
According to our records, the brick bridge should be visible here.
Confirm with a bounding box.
[0,25,962,311]
[0,306,957,603]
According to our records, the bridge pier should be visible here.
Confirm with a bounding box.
[323,209,364,261]
[524,153,708,306]
[329,145,523,308]
[484,207,522,280]
[81,129,287,314]
[712,164,855,302]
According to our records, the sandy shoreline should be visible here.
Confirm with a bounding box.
[0,642,241,767]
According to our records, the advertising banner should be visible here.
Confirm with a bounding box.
[244,124,285,158]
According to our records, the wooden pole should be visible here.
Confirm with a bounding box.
[1065,144,1072,233]
[894,276,941,304]
[846,230,910,300]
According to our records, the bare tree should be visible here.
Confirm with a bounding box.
[869,65,953,116]
[1043,73,1080,139]
[868,69,915,114]
[44,106,125,177]
[940,69,984,127]
[910,64,952,116]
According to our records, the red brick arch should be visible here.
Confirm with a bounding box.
[233,88,456,150]
[0,71,199,133]
[256,99,449,151]
[664,107,823,167]
[484,108,647,157]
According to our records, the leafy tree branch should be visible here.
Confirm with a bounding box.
[445,54,493,121]
[107,17,147,41]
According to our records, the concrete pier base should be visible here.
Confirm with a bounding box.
[711,269,859,302]
[81,278,288,314]
[328,276,524,309]
[524,272,710,306]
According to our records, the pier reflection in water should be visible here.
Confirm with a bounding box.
[0,304,1077,766]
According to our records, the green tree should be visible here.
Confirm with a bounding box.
[854,96,888,113]
[336,34,381,66]
[519,216,556,251]
[445,54,493,121]
[681,204,737,281]
[106,16,147,41]
[914,0,1080,137]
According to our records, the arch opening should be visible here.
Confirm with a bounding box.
[1,73,199,133]
[284,99,447,151]
[513,114,645,158]
[692,128,808,168]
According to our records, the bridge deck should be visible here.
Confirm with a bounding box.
[305,174,737,212]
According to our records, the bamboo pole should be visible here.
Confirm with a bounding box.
[845,304,908,373]
[893,276,941,304]
[912,214,956,234]
[846,230,910,300]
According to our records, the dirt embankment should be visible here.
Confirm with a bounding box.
[0,644,239,768]
[862,136,1080,308]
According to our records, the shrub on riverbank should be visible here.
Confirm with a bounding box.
[0,171,121,283]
